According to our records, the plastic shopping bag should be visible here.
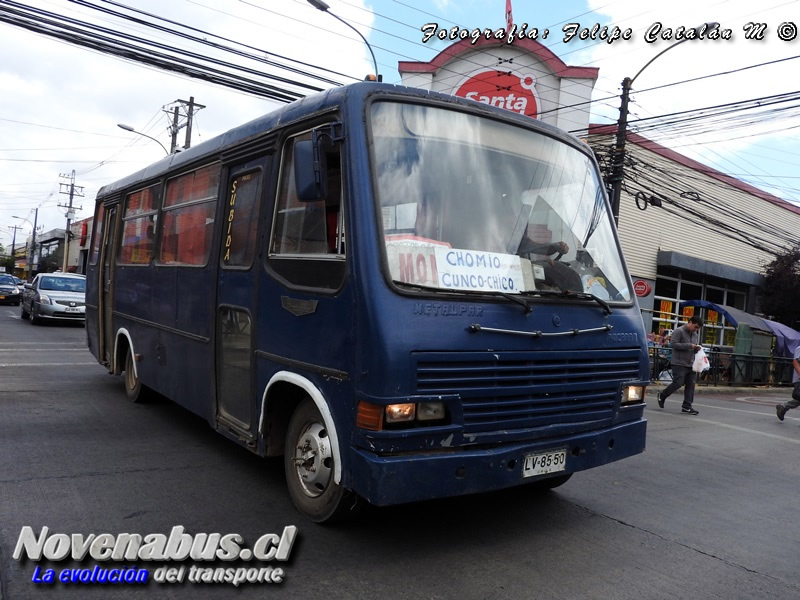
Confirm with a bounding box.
[692,347,710,373]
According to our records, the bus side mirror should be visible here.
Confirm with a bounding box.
[294,138,328,201]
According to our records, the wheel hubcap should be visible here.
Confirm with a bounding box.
[292,422,332,498]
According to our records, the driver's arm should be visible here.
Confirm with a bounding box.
[518,238,569,256]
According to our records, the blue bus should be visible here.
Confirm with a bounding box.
[86,82,648,522]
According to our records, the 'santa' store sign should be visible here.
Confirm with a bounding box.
[453,70,540,118]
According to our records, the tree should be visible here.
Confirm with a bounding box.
[759,246,800,329]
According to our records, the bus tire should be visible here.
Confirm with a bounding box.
[284,398,360,523]
[124,348,150,403]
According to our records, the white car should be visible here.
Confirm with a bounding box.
[21,273,86,324]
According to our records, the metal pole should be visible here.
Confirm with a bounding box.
[30,208,38,281]
[184,96,194,150]
[610,77,631,225]
[607,25,716,225]
[62,170,76,272]
[170,106,180,154]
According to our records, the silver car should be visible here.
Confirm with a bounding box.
[21,273,86,324]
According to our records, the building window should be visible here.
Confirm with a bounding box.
[651,273,747,347]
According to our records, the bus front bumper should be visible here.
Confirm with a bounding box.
[348,419,646,506]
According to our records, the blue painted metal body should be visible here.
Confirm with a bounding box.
[86,82,648,507]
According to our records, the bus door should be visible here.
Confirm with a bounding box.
[215,157,271,439]
[98,203,119,368]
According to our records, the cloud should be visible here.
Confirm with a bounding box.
[0,0,374,237]
[578,0,800,199]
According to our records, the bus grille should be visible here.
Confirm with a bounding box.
[413,349,643,434]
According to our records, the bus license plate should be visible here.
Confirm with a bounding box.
[522,449,567,478]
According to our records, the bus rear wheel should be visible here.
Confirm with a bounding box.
[124,348,150,403]
[284,398,360,523]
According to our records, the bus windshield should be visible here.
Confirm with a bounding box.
[371,101,631,302]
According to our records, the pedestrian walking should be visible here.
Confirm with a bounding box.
[776,345,800,421]
[657,316,704,415]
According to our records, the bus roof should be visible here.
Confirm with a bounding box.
[97,82,587,199]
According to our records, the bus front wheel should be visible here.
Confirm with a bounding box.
[284,398,360,523]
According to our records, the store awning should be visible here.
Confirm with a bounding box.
[680,300,800,358]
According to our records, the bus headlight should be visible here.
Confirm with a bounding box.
[622,385,646,404]
[357,401,448,430]
[385,403,415,423]
[417,402,445,421]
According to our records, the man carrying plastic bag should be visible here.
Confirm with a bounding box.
[693,346,711,374]
[657,316,704,415]
[776,344,800,422]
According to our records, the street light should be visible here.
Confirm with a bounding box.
[117,123,170,155]
[306,0,381,81]
[609,23,719,223]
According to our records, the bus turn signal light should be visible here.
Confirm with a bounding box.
[356,401,383,431]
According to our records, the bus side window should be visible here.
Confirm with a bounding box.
[269,131,346,290]
[271,137,343,256]
[324,153,343,254]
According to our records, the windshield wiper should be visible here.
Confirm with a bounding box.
[392,280,448,294]
[530,289,613,315]
[393,280,532,314]
[496,292,531,314]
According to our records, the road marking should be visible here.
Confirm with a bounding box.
[0,348,88,353]
[0,362,97,367]
[0,342,85,345]
[650,405,800,444]
[652,399,796,420]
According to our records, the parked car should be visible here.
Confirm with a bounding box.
[21,273,86,324]
[0,274,22,305]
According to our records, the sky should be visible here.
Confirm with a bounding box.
[1,0,799,251]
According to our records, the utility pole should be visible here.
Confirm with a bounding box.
[58,170,84,272]
[163,97,205,152]
[30,208,38,280]
[609,77,632,225]
[9,224,22,264]
[180,96,204,149]
[169,106,180,154]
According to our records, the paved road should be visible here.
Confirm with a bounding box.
[1,307,799,599]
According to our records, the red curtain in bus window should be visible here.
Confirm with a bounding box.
[176,204,214,264]
[160,164,220,265]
